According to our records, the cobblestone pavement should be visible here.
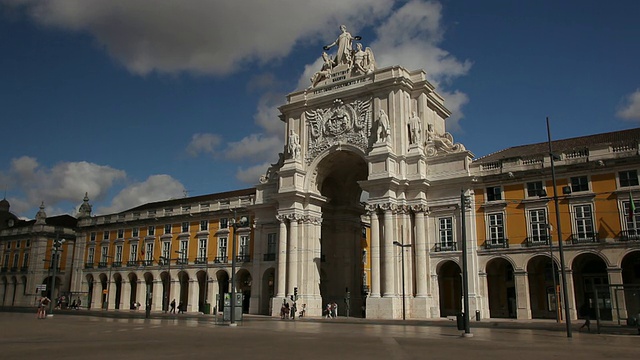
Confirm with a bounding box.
[0,312,637,360]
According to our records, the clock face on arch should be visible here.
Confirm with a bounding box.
[7,219,14,227]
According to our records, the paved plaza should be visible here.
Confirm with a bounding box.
[0,312,638,360]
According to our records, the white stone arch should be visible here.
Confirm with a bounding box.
[304,143,368,195]
[569,249,614,270]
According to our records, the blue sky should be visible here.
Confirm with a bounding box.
[1,0,639,219]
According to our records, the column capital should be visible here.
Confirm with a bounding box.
[379,202,397,213]
[365,203,379,214]
[410,204,429,214]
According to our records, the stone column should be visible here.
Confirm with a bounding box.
[607,268,627,320]
[121,278,131,310]
[561,270,577,320]
[152,280,163,311]
[413,206,428,297]
[514,270,531,319]
[188,278,199,312]
[288,215,299,296]
[276,216,287,297]
[369,206,381,297]
[382,204,396,297]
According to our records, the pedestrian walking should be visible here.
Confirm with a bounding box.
[178,301,185,314]
[291,302,297,320]
[579,302,591,332]
[170,299,176,314]
[37,296,50,319]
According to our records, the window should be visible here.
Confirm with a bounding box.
[267,233,277,254]
[488,213,505,244]
[145,243,154,261]
[3,253,8,267]
[26,239,30,248]
[620,170,639,187]
[527,181,546,197]
[181,222,189,233]
[218,237,228,260]
[164,224,172,234]
[117,229,124,239]
[239,235,250,259]
[178,240,188,262]
[148,226,155,236]
[130,244,138,262]
[103,231,110,241]
[623,200,640,236]
[439,217,453,249]
[573,204,594,239]
[486,186,502,201]
[22,252,29,268]
[16,241,20,248]
[101,246,109,262]
[88,247,95,263]
[571,176,589,192]
[132,227,139,238]
[198,239,207,260]
[162,242,170,260]
[90,232,96,242]
[220,218,228,229]
[12,253,19,267]
[115,245,123,263]
[200,220,208,231]
[6,242,10,249]
[528,209,548,244]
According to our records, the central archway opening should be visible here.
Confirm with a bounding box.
[317,150,367,317]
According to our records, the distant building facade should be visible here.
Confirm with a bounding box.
[1,26,639,320]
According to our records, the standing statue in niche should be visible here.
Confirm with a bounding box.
[376,109,390,143]
[408,111,422,145]
[288,129,301,160]
[323,24,361,67]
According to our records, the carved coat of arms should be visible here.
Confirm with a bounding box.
[304,98,371,163]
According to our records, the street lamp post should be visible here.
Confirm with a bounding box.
[393,240,411,320]
[104,254,113,310]
[229,211,249,326]
[546,117,572,338]
[48,235,65,315]
[460,190,472,336]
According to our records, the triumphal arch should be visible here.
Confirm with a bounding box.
[251,26,477,319]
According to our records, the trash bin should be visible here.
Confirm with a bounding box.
[476,310,481,321]
[203,303,211,315]
[456,313,465,330]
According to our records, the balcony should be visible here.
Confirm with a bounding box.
[569,232,599,244]
[97,262,108,268]
[484,238,509,249]
[127,260,139,267]
[619,230,640,241]
[194,257,208,264]
[176,258,188,265]
[263,253,276,261]
[236,255,251,263]
[0,267,7,273]
[10,266,17,272]
[112,261,122,268]
[20,266,28,273]
[84,262,94,269]
[525,236,550,247]
[434,242,457,252]
[141,260,154,266]
[214,256,228,264]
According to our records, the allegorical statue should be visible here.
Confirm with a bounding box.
[310,52,334,88]
[323,25,361,67]
[353,43,376,75]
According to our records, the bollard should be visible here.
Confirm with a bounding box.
[476,310,481,321]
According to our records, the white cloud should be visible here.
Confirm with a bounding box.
[235,162,271,184]
[440,90,469,133]
[8,0,394,76]
[3,156,126,213]
[186,133,223,157]
[97,174,186,214]
[617,89,640,121]
[224,134,284,162]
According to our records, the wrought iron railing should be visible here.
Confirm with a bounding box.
[194,257,208,264]
[484,238,509,249]
[569,232,599,244]
[619,230,640,241]
[434,242,457,252]
[263,253,276,261]
[525,236,550,247]
[214,256,228,264]
[84,262,94,269]
[236,255,251,263]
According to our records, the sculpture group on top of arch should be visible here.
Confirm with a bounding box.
[310,25,376,88]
